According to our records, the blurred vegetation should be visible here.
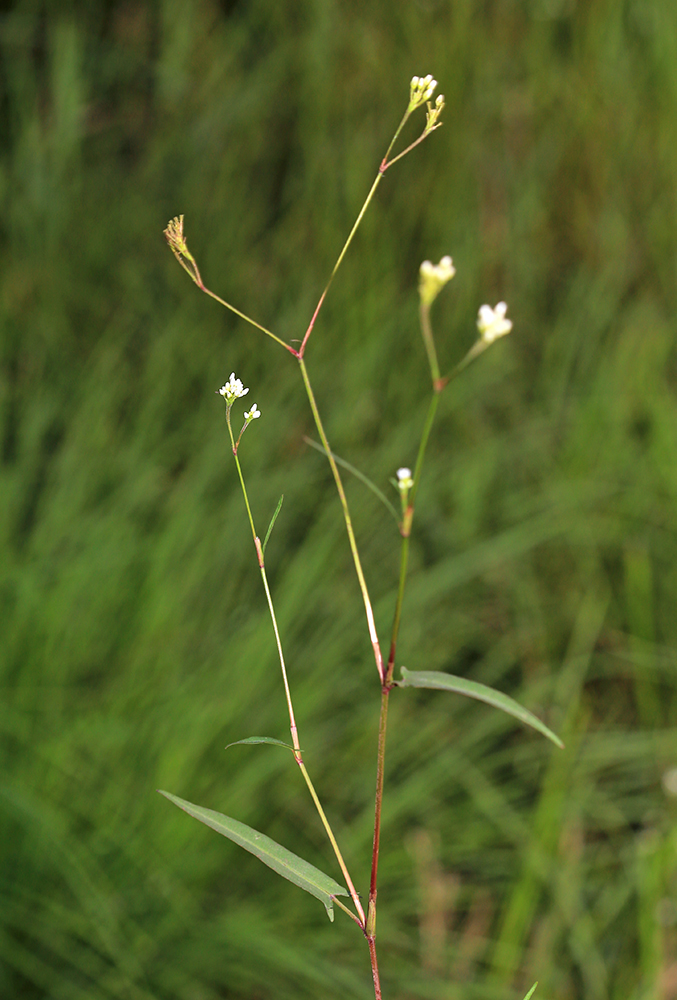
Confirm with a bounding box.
[2,0,677,998]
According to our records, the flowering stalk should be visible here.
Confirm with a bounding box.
[219,375,365,928]
[163,75,520,1000]
[366,268,514,997]
[298,75,444,357]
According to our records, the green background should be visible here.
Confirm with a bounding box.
[2,1,677,998]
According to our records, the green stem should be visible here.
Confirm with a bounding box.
[195,268,295,354]
[381,105,414,166]
[419,302,440,385]
[296,758,365,927]
[409,390,440,513]
[298,102,430,358]
[297,357,384,683]
[227,415,365,926]
[385,534,410,686]
[299,172,383,357]
[333,895,367,929]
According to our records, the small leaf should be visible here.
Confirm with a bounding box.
[522,985,538,1000]
[304,437,399,523]
[397,668,564,749]
[226,736,296,751]
[158,790,348,920]
[262,495,284,556]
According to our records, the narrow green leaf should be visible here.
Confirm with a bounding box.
[225,736,296,751]
[304,437,399,523]
[522,985,538,1000]
[158,790,348,920]
[262,494,284,556]
[397,668,564,749]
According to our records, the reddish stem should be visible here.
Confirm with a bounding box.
[368,936,383,1000]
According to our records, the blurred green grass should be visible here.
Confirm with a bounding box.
[2,1,677,998]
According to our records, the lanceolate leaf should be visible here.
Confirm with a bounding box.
[158,790,349,920]
[397,668,564,749]
[304,437,400,523]
[225,736,296,751]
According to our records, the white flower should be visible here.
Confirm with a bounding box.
[396,467,414,491]
[409,74,437,109]
[419,256,455,306]
[477,302,512,343]
[244,404,261,421]
[218,372,250,402]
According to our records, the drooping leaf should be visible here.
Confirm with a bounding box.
[225,736,296,751]
[158,790,348,920]
[304,437,399,523]
[262,495,284,556]
[397,668,564,749]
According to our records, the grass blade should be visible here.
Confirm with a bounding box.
[158,790,349,920]
[397,668,564,748]
[262,495,284,556]
[225,736,296,751]
[304,437,399,522]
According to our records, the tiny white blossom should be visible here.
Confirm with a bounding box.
[477,302,512,343]
[396,467,414,491]
[218,372,250,401]
[244,403,261,421]
[419,255,456,306]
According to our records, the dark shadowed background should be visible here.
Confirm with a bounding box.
[2,1,677,998]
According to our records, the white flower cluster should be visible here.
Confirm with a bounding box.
[396,467,414,491]
[477,302,513,343]
[244,403,261,422]
[419,256,456,306]
[218,372,250,402]
[409,74,437,109]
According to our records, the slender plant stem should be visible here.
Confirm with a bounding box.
[199,278,295,354]
[260,556,364,923]
[298,100,430,358]
[369,363,445,992]
[384,389,441,686]
[385,535,410,686]
[381,105,415,166]
[368,937,383,1000]
[368,689,390,922]
[366,687,389,998]
[227,415,365,925]
[296,757,366,926]
[298,172,383,357]
[409,390,440,513]
[297,357,384,683]
[419,302,440,386]
[381,128,440,171]
[333,896,367,929]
